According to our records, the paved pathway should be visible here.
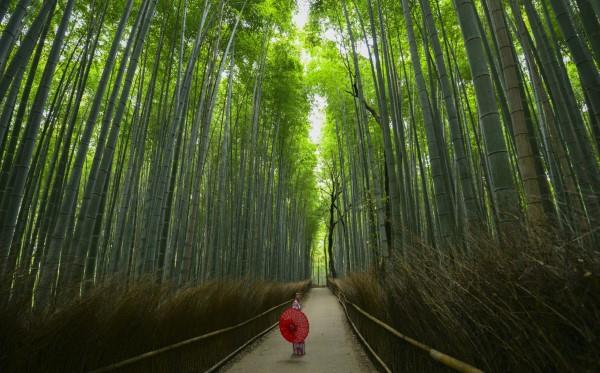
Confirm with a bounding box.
[223,287,377,373]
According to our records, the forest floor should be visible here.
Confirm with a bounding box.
[222,287,377,372]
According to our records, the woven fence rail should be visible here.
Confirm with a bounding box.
[329,280,484,373]
[89,299,291,373]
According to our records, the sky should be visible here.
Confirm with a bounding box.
[291,0,371,145]
[308,95,326,143]
[292,0,325,145]
[292,0,310,29]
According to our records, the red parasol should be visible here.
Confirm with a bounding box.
[279,308,309,343]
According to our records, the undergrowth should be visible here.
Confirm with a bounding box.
[0,279,310,372]
[332,236,599,372]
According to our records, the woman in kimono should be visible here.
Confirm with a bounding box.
[291,293,305,355]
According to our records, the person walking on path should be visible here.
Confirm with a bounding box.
[291,293,306,356]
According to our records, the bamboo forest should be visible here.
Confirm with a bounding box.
[0,0,598,371]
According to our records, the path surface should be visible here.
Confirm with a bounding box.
[223,287,377,372]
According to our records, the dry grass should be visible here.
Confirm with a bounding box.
[332,237,600,372]
[0,278,310,372]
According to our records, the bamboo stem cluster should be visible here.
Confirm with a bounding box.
[0,0,318,306]
[314,0,599,277]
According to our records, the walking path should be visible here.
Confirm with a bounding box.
[223,287,377,372]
